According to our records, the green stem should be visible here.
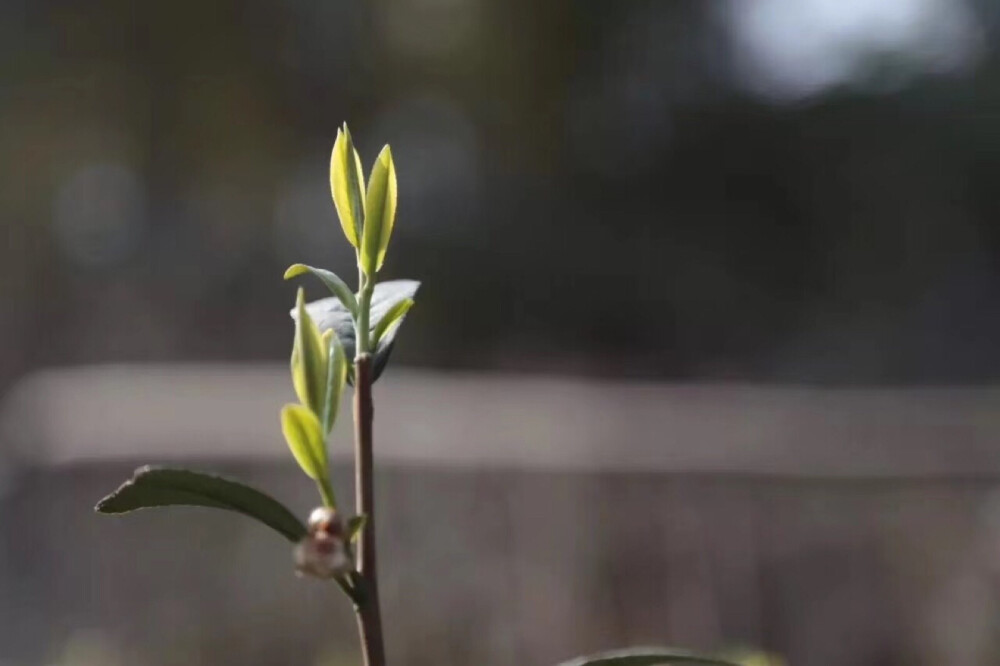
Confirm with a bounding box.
[356,274,373,355]
[316,477,336,509]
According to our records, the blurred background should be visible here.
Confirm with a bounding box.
[2,0,1000,664]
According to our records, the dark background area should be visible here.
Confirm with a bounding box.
[4,1,1000,665]
[3,0,1000,388]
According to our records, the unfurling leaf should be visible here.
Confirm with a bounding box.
[371,298,414,348]
[345,514,368,543]
[330,124,366,247]
[284,264,358,316]
[322,330,348,433]
[95,466,307,542]
[292,288,329,416]
[555,647,740,666]
[294,279,420,382]
[281,403,328,481]
[360,145,397,276]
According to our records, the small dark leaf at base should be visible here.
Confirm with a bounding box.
[555,647,740,666]
[95,466,307,542]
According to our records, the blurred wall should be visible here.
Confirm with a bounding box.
[6,460,1000,666]
[2,368,1000,665]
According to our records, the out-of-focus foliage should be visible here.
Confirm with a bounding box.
[3,1,1000,395]
[555,646,738,665]
[721,650,786,666]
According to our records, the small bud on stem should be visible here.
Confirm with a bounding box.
[294,507,351,579]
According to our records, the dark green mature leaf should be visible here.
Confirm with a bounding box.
[95,466,307,542]
[295,279,420,383]
[555,647,739,666]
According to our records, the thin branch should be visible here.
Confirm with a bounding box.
[353,354,386,666]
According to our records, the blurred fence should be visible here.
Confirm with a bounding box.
[2,366,1000,666]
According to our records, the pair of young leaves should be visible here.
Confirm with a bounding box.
[331,123,396,277]
[281,287,346,505]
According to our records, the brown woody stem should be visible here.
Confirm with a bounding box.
[353,354,385,666]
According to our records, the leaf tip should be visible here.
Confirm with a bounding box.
[284,264,307,280]
[94,465,148,514]
[379,144,394,164]
[94,494,114,514]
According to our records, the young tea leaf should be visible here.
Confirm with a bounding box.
[330,125,366,247]
[371,298,414,348]
[284,264,358,316]
[360,145,397,276]
[555,647,739,666]
[281,403,329,481]
[95,466,307,542]
[322,330,348,434]
[292,288,329,416]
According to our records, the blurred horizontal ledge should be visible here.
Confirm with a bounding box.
[2,364,1000,477]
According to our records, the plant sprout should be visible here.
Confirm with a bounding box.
[96,123,740,666]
